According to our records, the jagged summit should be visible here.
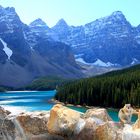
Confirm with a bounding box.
[0,5,82,87]
[84,10,129,30]
[0,5,140,87]
[0,5,20,21]
[110,11,126,20]
[57,18,67,25]
[51,18,70,37]
[137,24,140,30]
[53,18,68,28]
[111,11,124,16]
[0,5,16,14]
[30,18,48,27]
[0,5,23,35]
[0,5,4,10]
[5,7,16,12]
[98,11,127,23]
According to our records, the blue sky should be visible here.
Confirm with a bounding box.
[0,0,139,27]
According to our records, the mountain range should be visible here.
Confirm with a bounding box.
[0,5,140,87]
[50,11,140,67]
[0,6,83,87]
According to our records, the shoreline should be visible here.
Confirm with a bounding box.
[48,98,120,111]
[6,90,56,92]
[6,90,38,93]
[49,99,140,112]
[0,90,56,93]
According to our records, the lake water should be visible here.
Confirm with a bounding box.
[68,106,138,122]
[0,90,56,113]
[0,90,138,122]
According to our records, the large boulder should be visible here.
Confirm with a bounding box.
[0,107,16,139]
[133,110,140,130]
[0,106,11,118]
[16,111,50,135]
[47,105,122,140]
[47,104,81,137]
[95,121,122,140]
[121,110,140,140]
[123,124,140,140]
[76,118,122,140]
[84,108,112,122]
[76,117,100,140]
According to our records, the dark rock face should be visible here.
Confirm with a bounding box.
[51,11,140,67]
[0,6,31,66]
[52,19,71,41]
[0,6,83,87]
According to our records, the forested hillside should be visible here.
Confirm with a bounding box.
[25,76,68,91]
[55,65,140,108]
[0,76,69,91]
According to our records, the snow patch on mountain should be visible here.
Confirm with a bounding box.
[0,38,13,60]
[131,58,138,65]
[74,54,84,58]
[76,58,87,64]
[92,59,115,67]
[75,57,117,67]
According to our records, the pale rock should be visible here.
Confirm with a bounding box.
[76,117,100,140]
[47,104,81,137]
[0,106,11,118]
[84,108,112,122]
[133,110,140,130]
[99,121,122,140]
[74,118,86,134]
[76,118,122,140]
[123,124,140,140]
[0,107,16,139]
[17,111,50,135]
[27,133,65,140]
[1,105,140,140]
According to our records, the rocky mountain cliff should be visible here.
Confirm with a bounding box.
[1,5,140,87]
[50,11,140,67]
[0,6,83,87]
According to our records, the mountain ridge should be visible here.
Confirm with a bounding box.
[0,5,83,87]
[0,5,140,87]
[46,11,140,67]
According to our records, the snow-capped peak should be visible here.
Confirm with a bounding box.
[0,38,13,60]
[30,18,48,27]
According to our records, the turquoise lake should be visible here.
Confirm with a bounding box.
[0,90,56,112]
[0,90,138,122]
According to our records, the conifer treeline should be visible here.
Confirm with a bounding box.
[55,65,140,108]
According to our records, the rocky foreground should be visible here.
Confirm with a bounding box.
[0,104,140,140]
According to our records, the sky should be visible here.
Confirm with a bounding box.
[0,0,139,27]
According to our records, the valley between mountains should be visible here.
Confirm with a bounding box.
[0,5,140,88]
